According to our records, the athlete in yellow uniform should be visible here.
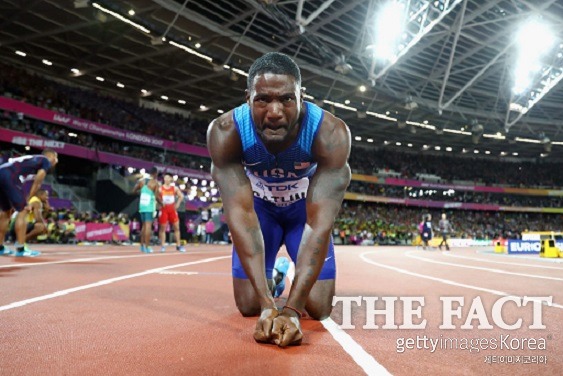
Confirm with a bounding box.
[25,189,50,242]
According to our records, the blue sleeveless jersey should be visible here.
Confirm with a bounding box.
[233,101,324,206]
[0,155,51,178]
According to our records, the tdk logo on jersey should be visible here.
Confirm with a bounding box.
[263,183,300,192]
[507,240,541,254]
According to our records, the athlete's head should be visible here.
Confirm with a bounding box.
[246,52,303,145]
[163,173,173,184]
[149,166,159,178]
[441,213,447,220]
[37,189,49,203]
[42,149,58,169]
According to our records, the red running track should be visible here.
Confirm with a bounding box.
[0,244,561,375]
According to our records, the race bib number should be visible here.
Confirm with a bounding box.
[248,174,308,207]
[162,195,175,205]
[140,192,151,206]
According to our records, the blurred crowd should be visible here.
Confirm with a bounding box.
[334,202,562,246]
[348,181,563,208]
[349,146,562,188]
[1,110,211,172]
[0,63,208,145]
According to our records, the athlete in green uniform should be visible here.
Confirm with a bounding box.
[133,167,160,253]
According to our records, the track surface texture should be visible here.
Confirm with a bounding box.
[1,244,561,375]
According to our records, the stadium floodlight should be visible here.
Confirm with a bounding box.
[506,17,562,130]
[372,1,405,62]
[512,19,555,94]
[368,0,463,80]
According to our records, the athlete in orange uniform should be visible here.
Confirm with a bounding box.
[158,173,185,252]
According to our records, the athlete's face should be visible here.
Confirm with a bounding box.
[164,175,172,184]
[39,191,49,203]
[47,152,58,169]
[247,73,303,146]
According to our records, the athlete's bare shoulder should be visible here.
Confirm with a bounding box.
[207,109,242,165]
[313,110,351,158]
[208,110,236,136]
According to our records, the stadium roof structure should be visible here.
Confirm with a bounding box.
[1,0,563,160]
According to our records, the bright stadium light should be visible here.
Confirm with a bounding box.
[372,1,405,61]
[513,19,555,94]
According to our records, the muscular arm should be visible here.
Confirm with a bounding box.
[28,169,46,202]
[132,180,143,194]
[151,181,163,206]
[31,201,44,224]
[285,113,351,312]
[207,114,275,310]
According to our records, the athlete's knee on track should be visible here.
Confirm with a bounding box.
[236,301,261,317]
[307,303,333,321]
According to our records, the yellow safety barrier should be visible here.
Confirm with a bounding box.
[540,239,561,258]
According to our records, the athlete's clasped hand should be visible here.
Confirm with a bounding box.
[254,308,303,347]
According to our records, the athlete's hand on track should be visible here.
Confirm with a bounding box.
[271,310,303,347]
[253,308,278,343]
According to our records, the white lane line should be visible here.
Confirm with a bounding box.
[0,250,230,269]
[360,251,563,310]
[405,251,563,282]
[321,318,391,376]
[0,256,230,312]
[443,252,563,270]
[476,250,563,263]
